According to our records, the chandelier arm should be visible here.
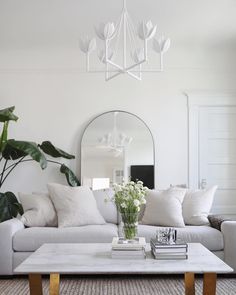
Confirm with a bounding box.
[113,14,124,61]
[124,58,146,72]
[86,53,90,72]
[126,70,142,80]
[144,39,148,61]
[106,59,143,80]
[106,70,141,81]
[87,69,163,73]
[126,12,140,51]
[107,59,124,72]
[160,52,164,71]
[123,11,127,68]
[126,16,137,56]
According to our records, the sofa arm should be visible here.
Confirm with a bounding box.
[0,218,24,275]
[221,221,236,272]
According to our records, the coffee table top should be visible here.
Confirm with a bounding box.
[14,243,233,275]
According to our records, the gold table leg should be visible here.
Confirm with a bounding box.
[29,274,43,295]
[185,272,195,295]
[203,273,217,295]
[50,273,60,295]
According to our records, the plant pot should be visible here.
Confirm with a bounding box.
[121,212,139,240]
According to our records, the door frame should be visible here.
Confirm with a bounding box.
[185,91,236,192]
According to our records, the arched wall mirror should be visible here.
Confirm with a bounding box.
[81,111,155,190]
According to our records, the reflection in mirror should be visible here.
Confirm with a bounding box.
[81,111,154,190]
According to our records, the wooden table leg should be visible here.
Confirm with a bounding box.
[203,273,217,295]
[50,273,60,295]
[185,272,195,295]
[29,274,43,295]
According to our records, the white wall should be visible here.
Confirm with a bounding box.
[0,0,236,194]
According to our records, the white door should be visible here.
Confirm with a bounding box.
[198,106,236,213]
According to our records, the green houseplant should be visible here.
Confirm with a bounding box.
[0,106,80,223]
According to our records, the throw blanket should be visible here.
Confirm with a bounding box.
[208,214,236,231]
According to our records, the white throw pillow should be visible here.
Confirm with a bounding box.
[182,186,218,225]
[93,188,118,224]
[141,188,186,227]
[47,183,106,228]
[19,192,57,227]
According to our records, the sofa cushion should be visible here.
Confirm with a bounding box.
[93,189,118,224]
[142,188,186,227]
[13,224,118,252]
[19,192,57,227]
[48,183,105,227]
[183,186,218,226]
[133,225,224,251]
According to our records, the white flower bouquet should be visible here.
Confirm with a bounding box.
[113,180,148,240]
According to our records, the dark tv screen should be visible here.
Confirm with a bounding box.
[130,165,154,189]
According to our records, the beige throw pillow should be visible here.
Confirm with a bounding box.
[141,188,186,227]
[47,183,106,228]
[182,186,218,225]
[19,192,57,227]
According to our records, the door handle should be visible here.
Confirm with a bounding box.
[200,179,207,189]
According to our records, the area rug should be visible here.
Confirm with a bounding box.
[0,275,235,295]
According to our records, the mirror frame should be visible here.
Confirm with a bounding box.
[80,110,155,188]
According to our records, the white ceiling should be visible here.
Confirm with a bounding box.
[0,0,235,50]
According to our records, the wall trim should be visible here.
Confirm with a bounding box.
[212,205,236,215]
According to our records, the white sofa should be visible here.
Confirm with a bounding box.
[0,190,236,275]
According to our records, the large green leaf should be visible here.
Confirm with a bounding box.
[0,121,9,152]
[39,141,75,159]
[3,140,47,169]
[0,192,24,223]
[2,141,27,160]
[0,106,18,122]
[60,164,80,187]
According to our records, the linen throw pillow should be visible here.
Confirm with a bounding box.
[19,192,57,227]
[182,186,218,225]
[93,188,118,224]
[47,183,106,227]
[141,187,186,227]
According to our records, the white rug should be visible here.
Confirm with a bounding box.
[0,276,235,295]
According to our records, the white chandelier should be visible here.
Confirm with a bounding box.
[79,0,170,81]
[98,112,133,156]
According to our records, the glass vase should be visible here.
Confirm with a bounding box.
[121,212,139,240]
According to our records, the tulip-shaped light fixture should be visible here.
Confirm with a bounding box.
[79,0,170,81]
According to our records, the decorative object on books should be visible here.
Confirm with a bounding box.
[156,227,177,245]
[113,180,148,240]
[150,237,188,260]
[47,183,106,227]
[141,187,186,227]
[111,237,146,259]
[79,0,170,81]
[0,106,80,223]
[182,186,218,226]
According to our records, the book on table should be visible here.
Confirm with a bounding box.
[150,238,188,260]
[151,252,188,260]
[111,237,146,259]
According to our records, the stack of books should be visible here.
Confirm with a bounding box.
[111,237,146,259]
[150,238,188,260]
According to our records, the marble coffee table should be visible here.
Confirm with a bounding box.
[14,243,233,295]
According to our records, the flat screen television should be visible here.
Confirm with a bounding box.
[130,165,154,189]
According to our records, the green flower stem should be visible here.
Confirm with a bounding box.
[121,212,139,240]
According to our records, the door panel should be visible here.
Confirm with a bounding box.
[199,107,236,213]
